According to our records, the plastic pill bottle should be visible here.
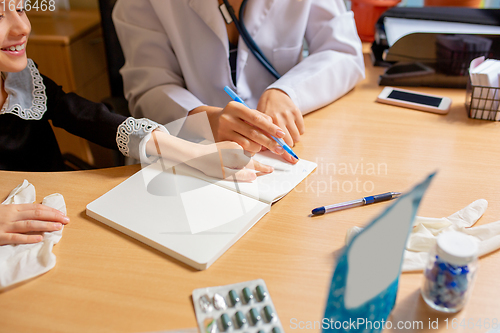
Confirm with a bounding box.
[421,231,479,313]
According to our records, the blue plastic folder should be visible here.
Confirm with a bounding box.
[322,173,435,333]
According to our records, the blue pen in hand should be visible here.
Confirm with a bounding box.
[223,86,299,160]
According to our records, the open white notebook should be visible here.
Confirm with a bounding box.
[86,152,317,270]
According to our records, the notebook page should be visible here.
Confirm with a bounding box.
[87,162,271,270]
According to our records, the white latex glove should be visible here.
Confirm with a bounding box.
[346,199,500,272]
[0,180,66,290]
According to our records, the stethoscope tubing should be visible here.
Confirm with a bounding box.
[222,0,281,79]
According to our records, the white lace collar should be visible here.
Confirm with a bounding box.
[0,59,47,120]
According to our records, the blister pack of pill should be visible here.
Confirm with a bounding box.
[192,279,284,333]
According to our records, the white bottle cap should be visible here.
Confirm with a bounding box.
[436,231,479,266]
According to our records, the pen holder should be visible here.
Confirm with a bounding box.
[465,80,500,121]
[436,42,490,76]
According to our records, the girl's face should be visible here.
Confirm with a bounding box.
[0,0,30,73]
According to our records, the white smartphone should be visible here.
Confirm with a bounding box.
[376,87,452,114]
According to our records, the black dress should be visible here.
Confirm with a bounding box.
[0,59,161,171]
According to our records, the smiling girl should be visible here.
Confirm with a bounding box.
[0,2,276,245]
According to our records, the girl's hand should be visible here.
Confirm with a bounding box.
[257,89,304,163]
[185,141,273,182]
[0,204,69,245]
[147,131,273,182]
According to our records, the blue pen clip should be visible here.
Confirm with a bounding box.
[223,86,299,160]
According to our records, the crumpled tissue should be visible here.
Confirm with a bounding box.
[0,180,66,290]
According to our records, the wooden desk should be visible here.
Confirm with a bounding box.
[0,54,499,333]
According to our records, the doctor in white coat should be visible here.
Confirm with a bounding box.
[113,0,365,162]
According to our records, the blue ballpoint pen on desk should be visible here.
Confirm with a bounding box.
[223,86,299,160]
[311,192,402,215]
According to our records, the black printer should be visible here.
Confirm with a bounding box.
[372,7,500,88]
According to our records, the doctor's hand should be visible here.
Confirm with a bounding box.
[207,102,289,155]
[257,89,305,160]
[0,204,69,245]
[185,141,274,182]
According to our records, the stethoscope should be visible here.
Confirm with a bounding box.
[221,0,281,79]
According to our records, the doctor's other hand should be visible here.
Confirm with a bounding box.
[185,141,274,182]
[257,88,305,161]
[0,204,69,245]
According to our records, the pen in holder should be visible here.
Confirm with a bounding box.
[465,79,500,121]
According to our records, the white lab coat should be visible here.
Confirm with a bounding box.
[113,0,365,127]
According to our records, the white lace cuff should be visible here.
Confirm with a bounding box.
[116,117,169,162]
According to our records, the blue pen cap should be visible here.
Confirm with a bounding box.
[312,207,326,215]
